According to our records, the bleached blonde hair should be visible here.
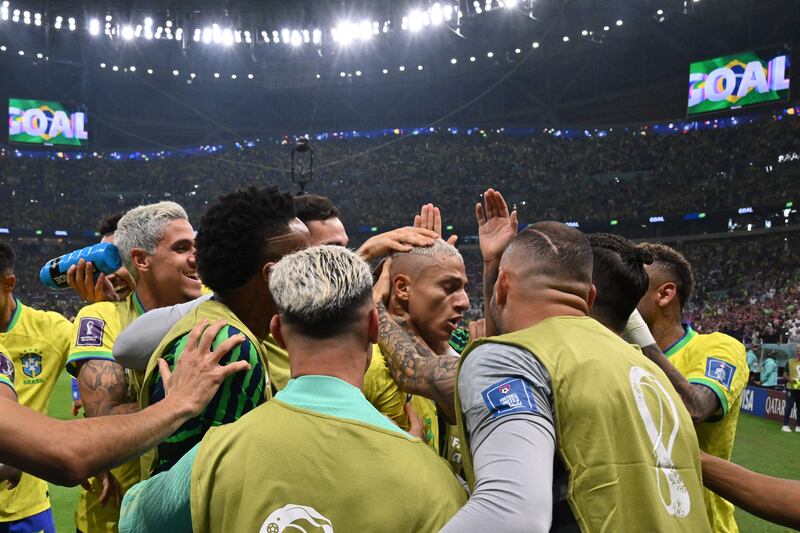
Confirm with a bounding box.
[115,201,189,281]
[269,245,373,332]
[392,238,461,261]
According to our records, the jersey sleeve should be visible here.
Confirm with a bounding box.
[684,334,749,419]
[0,343,15,397]
[46,310,74,369]
[458,343,555,451]
[363,344,408,428]
[66,303,120,377]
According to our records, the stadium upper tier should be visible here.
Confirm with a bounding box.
[1,111,798,238]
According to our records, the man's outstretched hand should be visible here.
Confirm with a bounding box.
[157,319,250,417]
[414,203,458,246]
[476,188,518,263]
[357,227,438,261]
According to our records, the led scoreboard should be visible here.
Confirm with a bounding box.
[688,46,791,116]
[8,98,88,147]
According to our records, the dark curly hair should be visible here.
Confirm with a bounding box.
[0,241,15,275]
[97,211,125,237]
[588,233,653,332]
[293,194,340,223]
[639,242,695,310]
[196,185,296,292]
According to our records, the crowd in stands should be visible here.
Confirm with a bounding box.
[1,114,798,235]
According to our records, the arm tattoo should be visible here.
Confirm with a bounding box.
[690,384,721,423]
[78,360,139,417]
[376,302,458,422]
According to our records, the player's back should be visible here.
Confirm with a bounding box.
[191,394,466,533]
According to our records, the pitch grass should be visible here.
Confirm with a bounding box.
[45,372,798,532]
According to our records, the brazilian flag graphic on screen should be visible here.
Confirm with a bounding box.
[688,47,791,116]
[8,98,88,147]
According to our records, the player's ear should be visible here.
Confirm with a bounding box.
[495,268,509,306]
[130,248,150,274]
[367,306,379,344]
[261,262,275,286]
[393,274,412,303]
[2,274,15,294]
[657,282,678,308]
[587,283,597,310]
[269,315,286,348]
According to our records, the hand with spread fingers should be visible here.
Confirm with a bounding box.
[357,227,439,261]
[414,203,458,246]
[476,188,518,263]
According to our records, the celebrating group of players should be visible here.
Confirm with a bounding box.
[0,185,798,532]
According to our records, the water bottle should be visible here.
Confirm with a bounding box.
[39,242,123,290]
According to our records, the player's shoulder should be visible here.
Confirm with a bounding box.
[74,300,121,321]
[462,341,551,392]
[17,302,70,329]
[694,331,746,360]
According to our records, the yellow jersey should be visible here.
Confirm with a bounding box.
[363,344,439,453]
[665,325,748,533]
[0,299,71,522]
[263,335,290,392]
[67,292,147,533]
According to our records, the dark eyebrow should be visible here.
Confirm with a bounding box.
[170,238,194,249]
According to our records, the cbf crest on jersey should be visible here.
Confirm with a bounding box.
[21,353,43,378]
[705,357,736,389]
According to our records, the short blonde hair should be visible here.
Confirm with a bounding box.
[115,201,188,281]
[269,245,373,336]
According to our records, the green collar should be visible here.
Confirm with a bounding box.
[664,325,697,357]
[3,298,22,333]
[132,291,147,316]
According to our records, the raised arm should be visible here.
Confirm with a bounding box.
[476,189,518,337]
[0,320,247,487]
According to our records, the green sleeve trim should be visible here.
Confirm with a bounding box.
[0,377,16,397]
[66,352,116,376]
[689,377,729,418]
[4,298,23,332]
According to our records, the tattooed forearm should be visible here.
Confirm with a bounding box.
[639,345,720,422]
[78,360,139,417]
[376,302,458,422]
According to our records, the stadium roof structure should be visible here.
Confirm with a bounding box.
[0,0,798,148]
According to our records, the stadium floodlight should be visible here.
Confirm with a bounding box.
[105,14,112,22]
[399,65,406,71]
[515,48,521,54]
[401,16,408,30]
[444,4,453,21]
[431,3,443,25]
[234,30,241,43]
[193,28,201,41]
[408,10,423,32]
[175,28,183,40]
[382,68,388,74]
[212,24,223,44]
[505,0,518,7]
[231,74,237,79]
[290,30,302,46]
[450,58,457,64]
[100,62,106,68]
[121,25,134,40]
[190,72,196,78]
[144,17,152,27]
[272,30,280,43]
[355,70,362,76]
[172,69,179,76]
[372,21,379,35]
[616,19,623,26]
[562,35,569,42]
[0,8,6,20]
[312,28,321,44]
[202,27,212,43]
[129,66,136,71]
[581,30,588,36]
[303,29,310,43]
[112,65,118,71]
[248,73,254,79]
[487,51,494,58]
[222,28,234,46]
[17,49,23,55]
[244,30,252,43]
[382,21,390,33]
[532,42,539,48]
[135,25,143,38]
[281,28,290,43]
[657,9,664,15]
[469,56,476,62]
[213,72,220,78]
[339,71,346,77]
[68,17,76,31]
[36,52,43,58]
[417,65,423,71]
[0,46,6,51]
[147,68,153,74]
[261,30,269,42]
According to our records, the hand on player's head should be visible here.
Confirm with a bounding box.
[357,227,438,261]
[157,319,250,417]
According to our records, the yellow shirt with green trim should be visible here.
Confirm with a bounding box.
[0,298,71,522]
[665,325,748,533]
[363,344,439,453]
[67,292,148,533]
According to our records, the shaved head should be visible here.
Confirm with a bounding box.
[391,239,462,279]
[502,222,593,286]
